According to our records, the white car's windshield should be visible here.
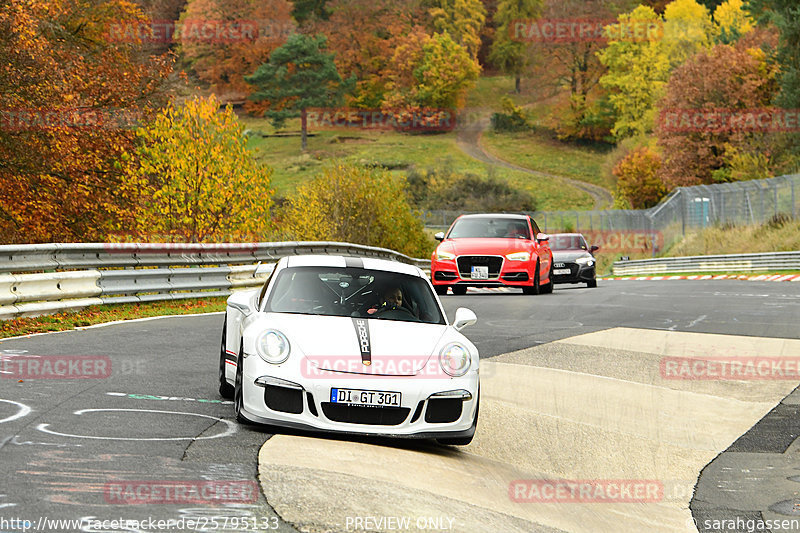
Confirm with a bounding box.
[448,217,530,239]
[265,266,445,325]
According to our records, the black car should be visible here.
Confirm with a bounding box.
[549,233,598,288]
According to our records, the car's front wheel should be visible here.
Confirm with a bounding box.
[540,260,554,294]
[434,285,448,296]
[522,260,541,295]
[219,315,235,399]
[587,279,597,288]
[452,285,467,295]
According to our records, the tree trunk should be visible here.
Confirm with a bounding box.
[515,77,521,94]
[301,108,308,151]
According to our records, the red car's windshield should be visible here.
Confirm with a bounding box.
[448,217,530,239]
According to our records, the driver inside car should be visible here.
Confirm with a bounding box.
[505,222,527,239]
[369,287,403,315]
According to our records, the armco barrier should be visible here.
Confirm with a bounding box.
[612,251,800,276]
[0,242,431,320]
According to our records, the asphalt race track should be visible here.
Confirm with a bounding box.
[0,279,798,533]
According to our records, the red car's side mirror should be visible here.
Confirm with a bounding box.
[536,233,550,243]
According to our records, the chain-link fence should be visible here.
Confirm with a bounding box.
[422,174,800,256]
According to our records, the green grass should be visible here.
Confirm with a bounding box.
[241,74,618,210]
[482,130,615,190]
[465,75,523,110]
[242,116,593,211]
[662,219,800,257]
[0,297,227,339]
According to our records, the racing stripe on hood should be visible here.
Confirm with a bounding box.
[351,317,372,366]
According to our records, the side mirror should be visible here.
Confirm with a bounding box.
[228,300,253,317]
[453,307,477,331]
[590,245,599,253]
[434,232,445,241]
[536,232,550,243]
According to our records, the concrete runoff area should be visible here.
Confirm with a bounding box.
[258,328,800,533]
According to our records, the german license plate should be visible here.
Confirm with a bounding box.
[471,266,489,279]
[554,269,571,275]
[330,388,401,407]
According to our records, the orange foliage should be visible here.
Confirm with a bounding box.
[178,0,294,109]
[312,0,429,108]
[0,0,173,244]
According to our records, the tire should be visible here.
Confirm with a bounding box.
[540,260,554,294]
[434,285,447,296]
[587,279,597,288]
[233,342,251,424]
[452,285,467,295]
[218,314,234,399]
[437,390,479,446]
[522,260,541,295]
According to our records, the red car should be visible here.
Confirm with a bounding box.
[430,214,554,295]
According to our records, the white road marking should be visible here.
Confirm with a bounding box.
[35,408,237,441]
[0,399,32,424]
[686,315,708,329]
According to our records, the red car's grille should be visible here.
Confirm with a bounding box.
[456,256,503,279]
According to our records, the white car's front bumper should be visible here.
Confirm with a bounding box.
[236,355,479,439]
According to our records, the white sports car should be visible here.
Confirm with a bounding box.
[218,255,480,445]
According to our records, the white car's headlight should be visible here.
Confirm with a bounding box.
[436,249,456,261]
[439,343,471,377]
[576,257,595,267]
[256,330,290,364]
[505,251,530,261]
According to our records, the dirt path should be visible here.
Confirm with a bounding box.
[455,110,614,210]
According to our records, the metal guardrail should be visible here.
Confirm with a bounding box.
[0,242,432,320]
[612,251,800,275]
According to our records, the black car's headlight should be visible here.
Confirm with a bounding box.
[439,343,471,377]
[576,257,595,267]
[255,330,290,364]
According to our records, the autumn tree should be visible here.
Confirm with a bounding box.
[313,0,428,108]
[290,0,331,24]
[525,0,634,141]
[613,147,667,208]
[178,0,294,106]
[0,0,172,243]
[655,43,779,188]
[598,5,671,139]
[280,164,433,258]
[662,0,713,68]
[384,31,480,111]
[119,96,273,242]
[747,0,800,113]
[489,0,542,93]
[246,33,354,151]
[425,0,487,59]
[713,0,753,44]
